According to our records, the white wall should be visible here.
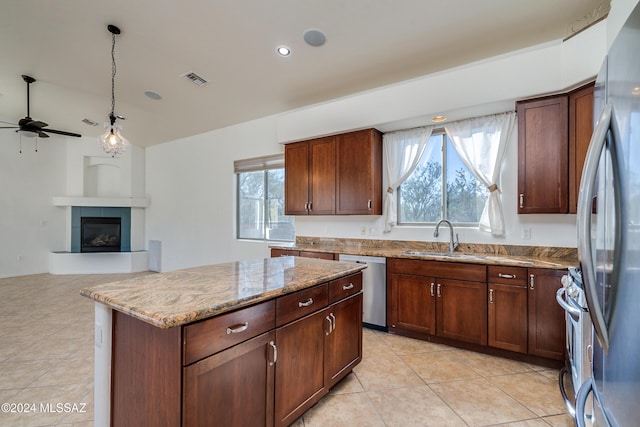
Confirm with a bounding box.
[145,20,607,272]
[0,131,67,277]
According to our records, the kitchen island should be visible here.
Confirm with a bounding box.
[81,256,366,427]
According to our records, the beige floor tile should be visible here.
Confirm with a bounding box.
[491,419,551,426]
[353,350,424,391]
[430,378,537,427]
[0,359,63,389]
[542,413,575,426]
[302,392,385,427]
[489,371,567,417]
[329,372,364,395]
[30,357,93,387]
[401,349,483,383]
[448,349,536,377]
[379,332,453,355]
[368,385,467,426]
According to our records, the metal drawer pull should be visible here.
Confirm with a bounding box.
[298,298,314,307]
[489,289,494,303]
[498,273,516,279]
[342,283,354,290]
[268,341,277,366]
[529,274,535,290]
[226,322,249,334]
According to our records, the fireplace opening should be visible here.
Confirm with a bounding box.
[81,217,122,253]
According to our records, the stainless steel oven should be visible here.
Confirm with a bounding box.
[556,267,592,419]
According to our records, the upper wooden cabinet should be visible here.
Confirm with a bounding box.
[284,128,382,216]
[285,136,336,215]
[336,129,383,215]
[517,82,594,214]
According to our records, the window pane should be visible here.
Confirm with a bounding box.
[238,171,265,240]
[445,138,488,223]
[266,169,295,241]
[399,135,443,222]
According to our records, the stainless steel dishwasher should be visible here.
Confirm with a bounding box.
[338,254,386,330]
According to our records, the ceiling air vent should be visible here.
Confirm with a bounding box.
[182,72,207,87]
[82,118,99,126]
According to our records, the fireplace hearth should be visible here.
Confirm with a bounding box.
[81,217,122,253]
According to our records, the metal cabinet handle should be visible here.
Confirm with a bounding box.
[529,274,535,290]
[489,289,494,303]
[498,273,516,279]
[325,316,332,335]
[367,200,372,210]
[298,298,314,307]
[436,283,442,298]
[268,341,277,366]
[330,313,336,333]
[308,201,312,211]
[342,283,354,290]
[519,193,524,209]
[430,282,435,297]
[226,322,249,334]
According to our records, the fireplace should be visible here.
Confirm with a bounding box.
[81,217,122,253]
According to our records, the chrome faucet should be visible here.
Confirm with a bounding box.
[434,219,459,253]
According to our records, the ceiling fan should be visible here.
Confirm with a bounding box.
[0,75,82,140]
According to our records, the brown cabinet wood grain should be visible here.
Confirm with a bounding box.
[284,136,336,215]
[488,282,528,353]
[325,293,363,388]
[336,128,383,214]
[527,268,566,360]
[569,82,595,213]
[437,278,487,345]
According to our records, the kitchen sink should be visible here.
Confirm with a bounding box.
[403,251,478,259]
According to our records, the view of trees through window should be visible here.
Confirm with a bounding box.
[237,169,294,241]
[399,133,487,224]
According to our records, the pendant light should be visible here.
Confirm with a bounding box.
[98,24,129,157]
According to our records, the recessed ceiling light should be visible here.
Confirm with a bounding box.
[277,46,291,57]
[303,29,326,47]
[432,115,447,123]
[144,90,162,100]
[632,86,640,96]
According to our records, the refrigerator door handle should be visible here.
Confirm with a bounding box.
[577,103,612,352]
[575,377,594,427]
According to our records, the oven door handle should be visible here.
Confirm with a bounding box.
[556,287,585,320]
[575,377,594,427]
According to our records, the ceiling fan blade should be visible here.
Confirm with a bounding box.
[27,120,48,129]
[43,128,82,138]
[0,120,17,126]
[0,126,19,129]
[38,131,50,138]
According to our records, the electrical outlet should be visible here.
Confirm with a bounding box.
[95,323,103,348]
[360,225,367,235]
[521,227,531,240]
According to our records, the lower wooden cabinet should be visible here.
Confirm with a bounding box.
[183,331,276,427]
[270,248,336,260]
[325,292,363,388]
[528,268,566,360]
[437,278,487,345]
[488,283,528,353]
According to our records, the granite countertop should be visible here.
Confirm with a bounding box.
[80,257,366,329]
[271,237,578,270]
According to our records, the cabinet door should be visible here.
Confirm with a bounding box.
[437,279,487,345]
[569,82,594,213]
[309,137,336,215]
[488,283,527,353]
[183,331,276,427]
[336,129,382,215]
[388,272,436,335]
[517,95,569,213]
[275,308,329,427]
[527,268,565,360]
[299,251,336,260]
[325,292,363,388]
[285,141,310,215]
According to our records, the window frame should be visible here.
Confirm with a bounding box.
[397,130,485,227]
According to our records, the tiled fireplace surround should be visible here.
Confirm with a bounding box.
[71,207,131,253]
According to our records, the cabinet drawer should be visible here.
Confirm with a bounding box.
[299,251,335,260]
[276,284,328,327]
[329,273,362,303]
[183,300,275,365]
[487,266,527,286]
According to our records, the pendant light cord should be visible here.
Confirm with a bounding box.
[110,31,117,120]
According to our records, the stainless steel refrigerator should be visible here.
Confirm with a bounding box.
[575,3,640,426]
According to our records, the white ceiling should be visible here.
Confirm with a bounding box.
[0,0,609,148]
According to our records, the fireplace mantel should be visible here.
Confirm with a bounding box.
[53,196,150,208]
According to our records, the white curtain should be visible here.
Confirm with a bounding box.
[444,112,516,237]
[383,126,434,232]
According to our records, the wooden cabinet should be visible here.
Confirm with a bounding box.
[569,83,595,213]
[336,129,383,214]
[517,82,594,214]
[274,280,363,427]
[270,248,336,260]
[487,266,528,353]
[527,268,566,360]
[387,259,487,345]
[284,128,382,216]
[285,136,336,215]
[183,331,276,427]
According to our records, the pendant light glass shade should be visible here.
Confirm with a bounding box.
[98,116,129,156]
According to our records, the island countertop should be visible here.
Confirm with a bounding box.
[80,256,366,329]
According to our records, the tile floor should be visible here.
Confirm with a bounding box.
[0,273,574,427]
